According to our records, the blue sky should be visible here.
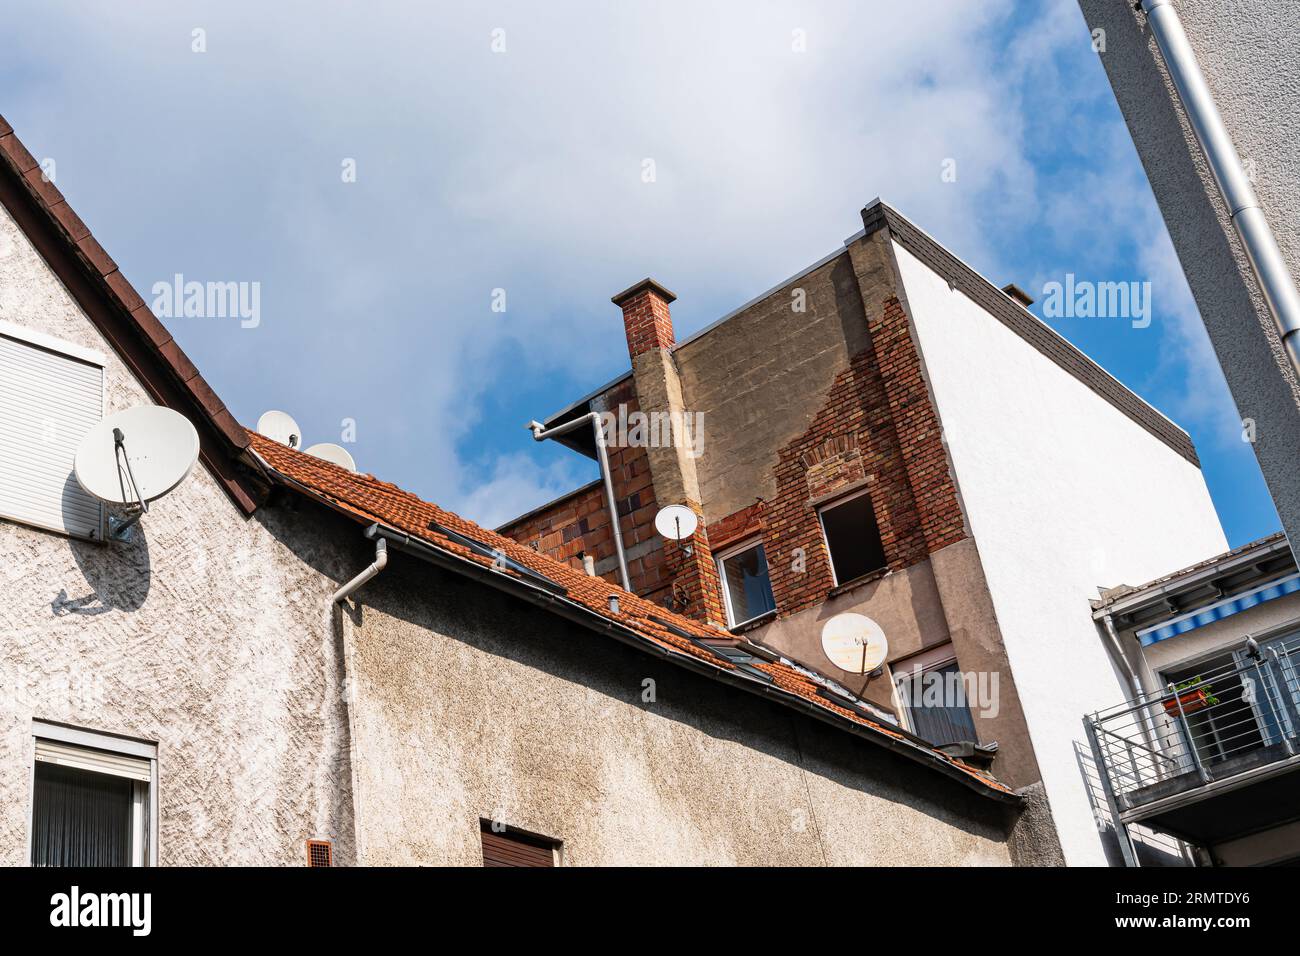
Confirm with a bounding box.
[1,0,1279,545]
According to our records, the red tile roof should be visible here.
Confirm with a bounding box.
[246,430,1017,802]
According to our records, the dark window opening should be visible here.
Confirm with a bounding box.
[819,492,887,584]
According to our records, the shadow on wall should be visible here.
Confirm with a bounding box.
[56,473,152,614]
[1072,738,1188,867]
[352,544,1017,857]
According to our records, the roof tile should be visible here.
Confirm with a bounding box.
[46,200,90,242]
[77,235,118,277]
[0,132,38,173]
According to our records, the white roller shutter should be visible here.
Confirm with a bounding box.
[34,739,151,782]
[0,326,104,538]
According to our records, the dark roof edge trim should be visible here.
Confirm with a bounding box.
[863,201,1200,466]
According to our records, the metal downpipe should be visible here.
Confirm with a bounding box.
[527,415,632,591]
[1142,0,1300,376]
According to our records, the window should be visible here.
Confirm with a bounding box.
[0,321,105,539]
[716,540,776,627]
[895,652,978,747]
[818,490,887,585]
[479,820,559,867]
[30,722,156,867]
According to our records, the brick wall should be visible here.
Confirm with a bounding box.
[871,297,966,554]
[726,294,965,619]
[498,384,673,606]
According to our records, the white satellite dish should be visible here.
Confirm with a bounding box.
[256,410,302,449]
[654,504,698,541]
[821,613,889,674]
[74,405,200,540]
[304,442,357,472]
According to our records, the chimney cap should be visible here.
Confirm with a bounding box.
[1001,283,1034,308]
[612,277,677,307]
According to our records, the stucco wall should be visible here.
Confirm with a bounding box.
[892,240,1228,866]
[344,553,1017,866]
[0,200,357,865]
[1078,0,1300,556]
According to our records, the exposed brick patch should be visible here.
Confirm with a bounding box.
[871,297,966,554]
[804,444,866,502]
[757,295,965,618]
[763,350,921,617]
[661,500,727,628]
[709,501,765,552]
[801,433,859,469]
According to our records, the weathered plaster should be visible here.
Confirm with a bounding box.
[673,249,878,522]
[345,555,1015,866]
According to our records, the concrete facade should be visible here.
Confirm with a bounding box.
[1078,0,1300,556]
[893,238,1227,865]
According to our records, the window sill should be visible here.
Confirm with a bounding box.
[828,567,889,598]
[729,609,777,635]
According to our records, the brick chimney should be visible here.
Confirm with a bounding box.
[612,278,677,360]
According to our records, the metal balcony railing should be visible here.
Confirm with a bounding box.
[1086,635,1300,814]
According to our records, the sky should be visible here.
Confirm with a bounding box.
[0,0,1280,545]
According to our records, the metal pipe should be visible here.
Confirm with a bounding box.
[1142,0,1300,376]
[1084,715,1139,867]
[1101,612,1167,770]
[332,529,388,604]
[527,415,632,591]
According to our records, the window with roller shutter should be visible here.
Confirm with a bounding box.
[479,820,559,867]
[0,321,104,539]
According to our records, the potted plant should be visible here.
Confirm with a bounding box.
[1162,677,1219,716]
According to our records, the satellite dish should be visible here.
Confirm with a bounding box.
[304,443,357,472]
[256,410,302,449]
[654,504,698,541]
[821,613,889,674]
[74,405,200,540]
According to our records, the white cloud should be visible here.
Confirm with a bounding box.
[3,0,1150,524]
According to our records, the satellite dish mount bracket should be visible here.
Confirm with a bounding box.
[108,427,149,541]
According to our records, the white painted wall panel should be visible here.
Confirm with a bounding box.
[893,241,1229,866]
[0,331,103,538]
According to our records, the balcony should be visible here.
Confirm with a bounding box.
[1085,634,1300,862]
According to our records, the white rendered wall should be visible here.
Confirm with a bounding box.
[893,242,1229,866]
[0,200,357,864]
